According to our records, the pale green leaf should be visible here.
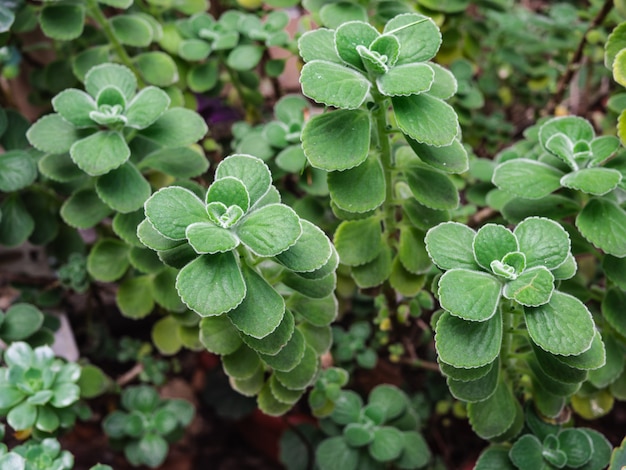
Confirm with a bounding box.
[176,252,246,316]
[26,114,83,154]
[87,238,130,282]
[199,315,242,355]
[383,13,441,64]
[302,109,370,171]
[377,63,434,97]
[70,131,130,176]
[85,63,137,102]
[328,155,385,213]
[392,94,458,146]
[435,310,502,368]
[125,87,170,129]
[334,216,382,267]
[215,154,272,207]
[576,198,626,257]
[514,217,570,269]
[561,167,622,196]
[492,159,564,199]
[139,108,207,148]
[95,162,151,213]
[405,163,459,210]
[472,224,518,271]
[51,89,96,128]
[406,138,468,174]
[525,291,595,356]
[274,219,333,273]
[236,204,302,257]
[134,51,179,87]
[137,146,208,178]
[503,266,554,307]
[0,150,37,192]
[425,221,478,270]
[144,186,208,240]
[438,269,502,321]
[61,188,112,229]
[227,264,285,339]
[300,60,371,109]
[298,28,342,64]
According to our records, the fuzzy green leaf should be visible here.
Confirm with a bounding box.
[144,186,208,240]
[235,204,301,257]
[199,316,242,355]
[176,252,246,316]
[467,379,517,440]
[134,52,179,87]
[61,188,112,229]
[425,222,478,270]
[0,150,37,192]
[473,224,518,271]
[298,28,342,64]
[492,159,564,199]
[383,13,441,64]
[316,437,359,470]
[215,154,272,207]
[392,94,458,147]
[328,155,385,213]
[576,198,626,257]
[406,138,468,174]
[302,109,370,171]
[71,131,130,176]
[525,291,595,356]
[87,238,130,282]
[405,163,459,210]
[514,217,570,269]
[227,264,285,339]
[40,3,85,40]
[334,217,382,267]
[503,267,554,307]
[139,108,207,148]
[26,114,83,154]
[95,163,151,213]
[378,63,434,96]
[560,167,622,196]
[274,219,332,273]
[438,269,502,321]
[300,60,371,109]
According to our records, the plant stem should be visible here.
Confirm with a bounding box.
[372,90,395,235]
[85,0,145,87]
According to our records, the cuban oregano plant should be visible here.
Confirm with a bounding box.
[102,385,194,468]
[298,12,466,293]
[139,153,338,414]
[0,342,82,435]
[491,115,626,258]
[316,384,430,470]
[425,217,605,437]
[26,62,208,228]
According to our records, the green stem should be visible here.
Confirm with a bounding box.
[371,90,395,235]
[85,0,144,86]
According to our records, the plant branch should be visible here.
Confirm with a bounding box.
[546,0,613,115]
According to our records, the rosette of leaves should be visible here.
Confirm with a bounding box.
[0,342,82,434]
[316,385,430,470]
[332,322,377,371]
[475,404,612,470]
[102,385,194,468]
[426,217,604,435]
[299,13,460,176]
[140,154,338,413]
[27,62,208,228]
[308,367,350,417]
[0,438,74,470]
[492,116,626,257]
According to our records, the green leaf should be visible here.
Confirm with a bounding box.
[439,359,494,382]
[137,434,168,468]
[139,108,207,148]
[369,427,404,462]
[525,291,595,356]
[176,252,246,316]
[396,432,431,469]
[85,64,135,103]
[447,359,499,402]
[70,131,130,176]
[327,155,385,213]
[503,267,554,307]
[492,159,564,199]
[257,381,293,416]
[378,63,434,96]
[236,204,302,257]
[39,3,85,40]
[288,293,337,327]
[473,224,518,271]
[475,446,516,470]
[38,152,83,183]
[333,21,379,70]
[7,401,37,431]
[588,333,624,389]
[302,109,370,171]
[398,226,430,274]
[557,429,593,468]
[134,52,179,87]
[117,275,154,318]
[316,437,359,470]
[61,188,112,229]
[110,14,154,48]
[539,116,595,149]
[406,138,468,174]
[274,220,333,273]
[351,245,393,288]
[241,308,294,355]
[269,374,305,405]
[405,163,459,210]
[0,304,43,342]
[199,316,242,355]
[435,310,502,368]
[384,13,441,63]
[125,87,170,130]
[215,155,272,207]
[509,435,545,470]
[0,150,37,192]
[531,342,588,384]
[554,330,605,371]
[438,269,502,321]
[187,60,219,93]
[514,217,570,270]
[0,196,33,246]
[227,45,264,71]
[227,264,285,339]
[334,217,382,267]
[467,379,517,440]
[87,238,130,282]
[78,365,109,399]
[185,223,238,254]
[576,198,626,257]
[392,94,458,146]
[151,316,182,355]
[26,114,83,154]
[606,22,626,68]
[425,222,479,270]
[274,345,319,390]
[368,385,407,420]
[95,163,151,213]
[604,255,626,289]
[560,168,622,196]
[138,146,208,178]
[206,176,250,212]
[300,60,371,109]
[259,327,306,372]
[144,186,208,240]
[298,28,342,64]
[344,423,374,447]
[51,89,96,128]
[615,49,626,87]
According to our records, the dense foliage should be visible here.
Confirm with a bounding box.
[1,0,626,468]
